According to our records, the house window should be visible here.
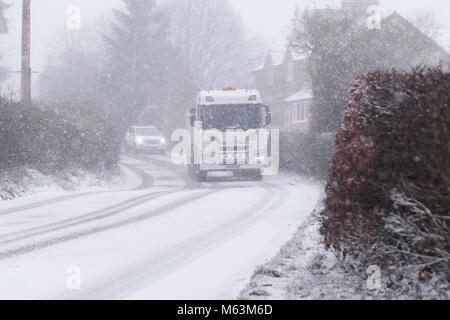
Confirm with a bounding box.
[287,62,293,81]
[293,102,307,122]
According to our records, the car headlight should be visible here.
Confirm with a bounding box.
[136,137,144,145]
[160,137,166,144]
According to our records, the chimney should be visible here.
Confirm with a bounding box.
[341,0,380,17]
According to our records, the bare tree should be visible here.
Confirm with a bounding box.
[289,8,448,134]
[0,0,11,87]
[0,0,10,33]
[166,0,266,90]
[38,21,109,109]
[410,11,442,42]
[39,0,266,135]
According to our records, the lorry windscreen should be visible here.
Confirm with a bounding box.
[199,104,262,131]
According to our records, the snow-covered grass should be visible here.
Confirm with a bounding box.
[0,166,125,201]
[239,208,381,300]
[239,204,450,300]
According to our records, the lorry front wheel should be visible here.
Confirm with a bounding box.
[197,170,208,182]
[247,170,263,181]
[254,173,263,181]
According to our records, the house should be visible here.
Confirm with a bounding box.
[252,0,381,132]
[252,49,313,131]
[285,89,314,131]
[252,0,449,132]
[381,12,450,66]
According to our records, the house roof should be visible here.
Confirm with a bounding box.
[291,51,308,61]
[253,11,449,74]
[253,48,308,71]
[253,50,284,71]
[439,28,450,53]
[383,11,450,57]
[285,89,314,102]
[270,50,286,66]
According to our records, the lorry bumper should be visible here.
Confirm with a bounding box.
[198,164,261,171]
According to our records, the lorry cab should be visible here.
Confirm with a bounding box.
[187,87,271,181]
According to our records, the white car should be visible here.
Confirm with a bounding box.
[125,126,167,154]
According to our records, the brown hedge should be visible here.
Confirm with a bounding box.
[320,68,449,291]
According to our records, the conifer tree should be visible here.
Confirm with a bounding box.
[104,0,175,130]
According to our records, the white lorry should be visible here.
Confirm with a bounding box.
[186,87,272,181]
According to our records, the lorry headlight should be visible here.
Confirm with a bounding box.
[160,137,166,144]
[255,156,266,163]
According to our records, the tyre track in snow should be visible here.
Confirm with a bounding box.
[136,154,263,190]
[0,162,154,217]
[0,153,281,299]
[134,154,203,189]
[68,180,289,299]
[0,152,228,257]
[0,156,207,246]
[0,189,178,244]
[0,156,187,246]
[0,189,220,262]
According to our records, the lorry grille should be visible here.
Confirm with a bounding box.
[217,144,250,165]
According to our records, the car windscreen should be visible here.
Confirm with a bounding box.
[199,104,262,131]
[135,127,160,136]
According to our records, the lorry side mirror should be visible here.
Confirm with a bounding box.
[265,105,271,126]
[190,108,196,126]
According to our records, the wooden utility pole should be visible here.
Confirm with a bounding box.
[21,0,31,105]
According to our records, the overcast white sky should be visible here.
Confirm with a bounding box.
[231,0,450,48]
[1,0,449,95]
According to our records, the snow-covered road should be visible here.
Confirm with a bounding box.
[0,155,321,300]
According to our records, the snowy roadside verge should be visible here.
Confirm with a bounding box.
[0,165,130,201]
[238,207,371,300]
